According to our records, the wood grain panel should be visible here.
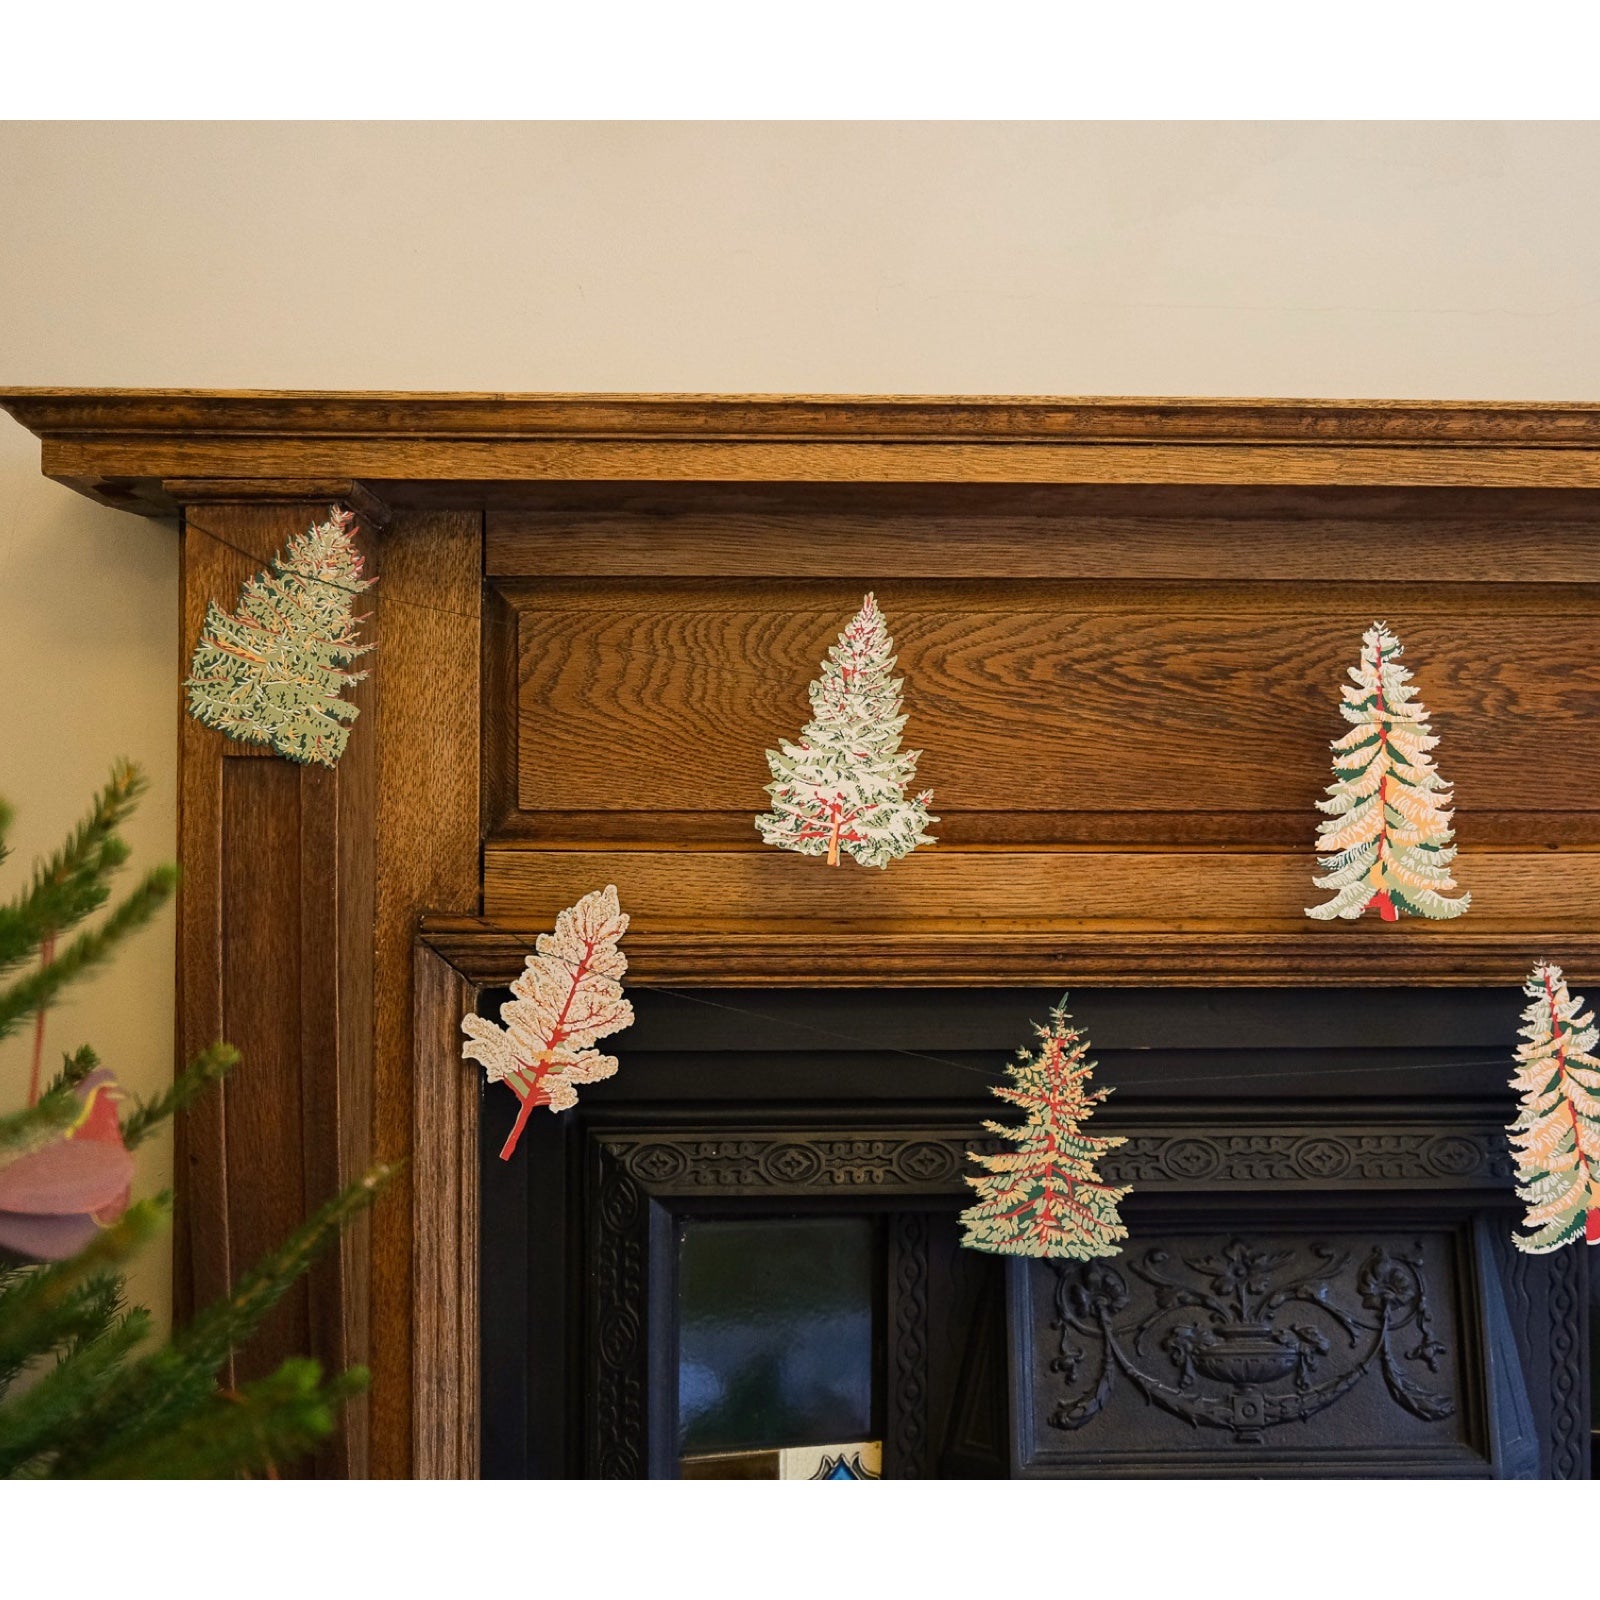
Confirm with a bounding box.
[512,586,1600,820]
[412,946,480,1480]
[483,846,1600,928]
[490,511,1600,583]
[177,499,381,1478]
[369,511,483,1480]
[220,756,310,1381]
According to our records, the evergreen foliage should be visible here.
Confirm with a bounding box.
[756,593,936,868]
[1507,961,1600,1254]
[0,765,388,1476]
[184,505,374,767]
[960,998,1131,1259]
[1307,622,1469,922]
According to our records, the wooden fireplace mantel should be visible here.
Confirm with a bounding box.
[5,388,1600,1478]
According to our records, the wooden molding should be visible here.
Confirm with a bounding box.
[7,390,1600,516]
[169,478,392,525]
[412,943,480,1481]
[420,917,1600,989]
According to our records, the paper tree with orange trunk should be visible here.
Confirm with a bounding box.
[460,885,633,1160]
[1507,961,1600,1254]
[184,505,374,767]
[960,997,1131,1259]
[756,593,936,869]
[1306,622,1469,922]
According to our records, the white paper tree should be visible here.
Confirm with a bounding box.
[460,885,633,1160]
[1306,622,1469,922]
[1507,961,1600,1254]
[755,593,936,868]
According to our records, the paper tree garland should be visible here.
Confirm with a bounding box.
[960,997,1131,1259]
[184,505,374,768]
[1506,961,1600,1254]
[1306,622,1469,922]
[460,885,633,1161]
[756,593,936,868]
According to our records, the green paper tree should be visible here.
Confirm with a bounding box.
[1507,961,1600,1254]
[185,506,374,768]
[1307,622,1469,922]
[755,592,936,868]
[960,998,1131,1259]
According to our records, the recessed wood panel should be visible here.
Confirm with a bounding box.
[510,581,1600,828]
[491,509,1600,583]
[220,754,311,1372]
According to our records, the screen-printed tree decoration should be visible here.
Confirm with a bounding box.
[755,593,936,868]
[1306,622,1469,922]
[960,998,1131,1260]
[1507,961,1600,1254]
[460,885,633,1161]
[184,505,374,768]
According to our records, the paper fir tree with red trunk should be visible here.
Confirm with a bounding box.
[184,505,374,768]
[960,998,1131,1259]
[1507,961,1600,1254]
[1306,622,1469,923]
[756,593,936,868]
[460,885,633,1160]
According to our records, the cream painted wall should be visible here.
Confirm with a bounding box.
[2,120,1597,1331]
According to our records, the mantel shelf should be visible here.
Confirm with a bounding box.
[7,389,1600,515]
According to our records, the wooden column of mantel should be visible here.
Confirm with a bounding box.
[5,389,1600,1479]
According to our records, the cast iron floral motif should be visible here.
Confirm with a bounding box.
[1048,1237,1454,1444]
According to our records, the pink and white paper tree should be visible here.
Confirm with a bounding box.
[460,885,633,1160]
[755,593,936,868]
[1507,961,1600,1254]
[1306,622,1469,922]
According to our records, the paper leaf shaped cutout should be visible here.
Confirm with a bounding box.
[1306,622,1469,922]
[184,505,375,768]
[1506,961,1600,1254]
[461,885,633,1161]
[960,997,1130,1260]
[755,592,937,868]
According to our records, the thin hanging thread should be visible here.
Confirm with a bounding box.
[196,510,1518,1092]
[184,514,502,627]
[629,983,1512,1094]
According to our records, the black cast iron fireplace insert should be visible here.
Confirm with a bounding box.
[476,988,1594,1479]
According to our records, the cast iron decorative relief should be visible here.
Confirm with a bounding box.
[605,1123,1511,1198]
[1046,1236,1455,1447]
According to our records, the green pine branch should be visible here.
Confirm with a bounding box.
[0,1304,153,1477]
[0,1199,168,1378]
[0,1070,89,1172]
[0,864,176,1045]
[0,1270,122,1402]
[119,1043,239,1150]
[51,1164,394,1474]
[80,1358,367,1480]
[0,761,147,977]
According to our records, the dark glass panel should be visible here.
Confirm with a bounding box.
[678,1216,875,1455]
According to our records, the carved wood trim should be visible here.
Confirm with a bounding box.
[411,943,481,1480]
[421,919,1600,989]
[368,512,483,1477]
